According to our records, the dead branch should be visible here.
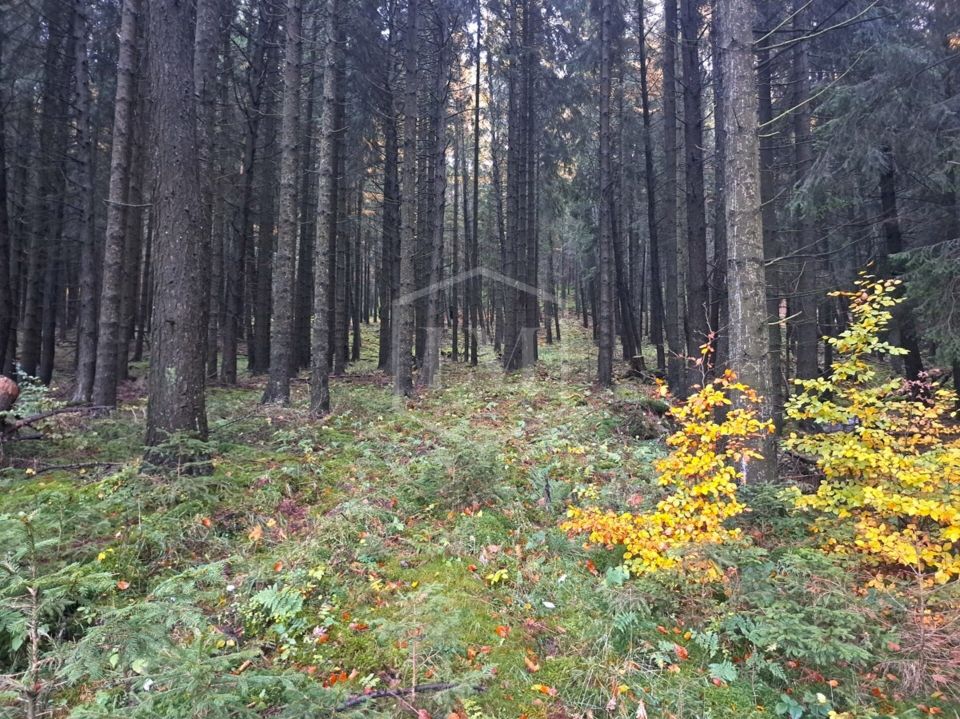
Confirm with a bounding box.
[333,681,481,712]
[1,406,112,438]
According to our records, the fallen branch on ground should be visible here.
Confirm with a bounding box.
[333,681,482,712]
[1,406,112,438]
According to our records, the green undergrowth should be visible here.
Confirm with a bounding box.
[0,323,956,718]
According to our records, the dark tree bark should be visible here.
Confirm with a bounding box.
[195,0,223,379]
[251,38,280,376]
[119,54,147,382]
[470,6,482,368]
[263,0,303,404]
[451,115,461,362]
[791,7,819,381]
[0,29,10,376]
[637,0,664,371]
[351,181,363,362]
[144,0,209,453]
[681,0,709,368]
[597,0,614,386]
[92,0,139,407]
[877,146,924,380]
[662,0,684,393]
[295,13,320,370]
[709,0,727,370]
[378,102,400,372]
[310,0,340,415]
[419,4,451,388]
[394,0,418,395]
[69,0,98,401]
[21,0,71,380]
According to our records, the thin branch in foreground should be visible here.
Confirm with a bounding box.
[333,681,482,712]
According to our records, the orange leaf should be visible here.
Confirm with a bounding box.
[248,525,263,542]
[495,625,511,638]
[524,655,541,673]
[116,580,130,591]
[273,561,284,572]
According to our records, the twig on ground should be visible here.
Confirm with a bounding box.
[333,681,481,712]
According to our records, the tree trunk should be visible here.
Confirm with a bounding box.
[263,0,302,404]
[419,7,450,388]
[792,7,819,381]
[295,17,320,369]
[709,0,728,370]
[878,146,924,380]
[93,0,139,407]
[195,0,220,379]
[719,0,774,482]
[378,100,400,372]
[638,0,664,371]
[69,0,98,401]
[310,0,340,414]
[144,0,209,455]
[597,0,614,386]
[470,8,482,368]
[662,0,684,393]
[756,27,784,430]
[681,0,709,368]
[394,0,418,395]
[119,58,146,382]
[0,26,11,375]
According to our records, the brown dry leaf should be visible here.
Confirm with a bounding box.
[248,525,264,542]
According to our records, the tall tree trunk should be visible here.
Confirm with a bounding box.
[310,0,340,414]
[251,51,279,375]
[93,0,139,408]
[597,0,614,386]
[144,0,209,454]
[351,181,363,361]
[638,0,665,371]
[681,0,709,369]
[378,100,400,371]
[709,0,728,369]
[0,26,11,375]
[420,5,450,388]
[719,0,774,482]
[878,145,924,379]
[295,17,319,369]
[196,0,224,379]
[21,0,70,380]
[119,57,146,382]
[662,0,684,393]
[521,0,539,367]
[756,26,784,430]
[792,6,819,381]
[331,49,348,376]
[264,0,302,403]
[69,0,98,401]
[451,118,461,362]
[470,6,482,367]
[394,0,418,395]
[503,2,522,371]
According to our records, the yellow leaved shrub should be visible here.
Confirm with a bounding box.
[562,371,773,580]
[785,275,960,583]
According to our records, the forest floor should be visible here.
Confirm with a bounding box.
[1,322,957,719]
